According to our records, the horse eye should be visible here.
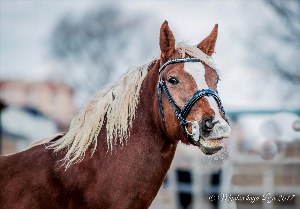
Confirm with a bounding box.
[168,77,179,85]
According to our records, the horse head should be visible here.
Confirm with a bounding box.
[157,21,231,155]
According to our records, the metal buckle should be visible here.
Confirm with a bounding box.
[184,121,200,142]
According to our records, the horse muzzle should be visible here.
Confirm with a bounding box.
[187,118,231,155]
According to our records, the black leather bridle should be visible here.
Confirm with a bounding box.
[157,57,226,145]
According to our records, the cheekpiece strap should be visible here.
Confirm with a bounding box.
[159,78,186,126]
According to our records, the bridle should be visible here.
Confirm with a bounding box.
[157,57,226,145]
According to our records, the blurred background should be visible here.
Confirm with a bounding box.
[0,0,299,209]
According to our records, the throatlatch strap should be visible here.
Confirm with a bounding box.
[157,82,166,130]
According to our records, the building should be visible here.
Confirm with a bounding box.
[0,80,74,155]
[0,80,74,128]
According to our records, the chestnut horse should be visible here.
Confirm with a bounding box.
[0,21,230,209]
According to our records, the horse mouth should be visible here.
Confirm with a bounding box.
[199,137,223,155]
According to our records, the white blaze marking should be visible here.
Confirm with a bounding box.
[184,62,208,90]
[206,97,224,124]
[184,62,231,138]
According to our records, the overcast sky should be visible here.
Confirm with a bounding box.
[0,0,297,110]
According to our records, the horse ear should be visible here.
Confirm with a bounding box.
[197,24,218,56]
[160,21,175,63]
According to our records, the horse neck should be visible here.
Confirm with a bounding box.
[87,61,178,207]
[100,59,178,172]
[131,60,178,154]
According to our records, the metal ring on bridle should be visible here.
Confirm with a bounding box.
[184,121,194,136]
[157,57,226,145]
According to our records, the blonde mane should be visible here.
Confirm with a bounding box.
[37,44,216,168]
[46,63,150,168]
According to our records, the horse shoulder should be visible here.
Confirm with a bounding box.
[0,145,68,208]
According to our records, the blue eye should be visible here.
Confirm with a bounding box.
[168,77,179,85]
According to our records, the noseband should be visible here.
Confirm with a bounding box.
[157,57,226,145]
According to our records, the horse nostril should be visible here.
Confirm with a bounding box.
[204,119,219,132]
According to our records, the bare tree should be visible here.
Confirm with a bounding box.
[250,0,300,84]
[50,6,157,101]
[246,0,300,106]
[263,0,300,83]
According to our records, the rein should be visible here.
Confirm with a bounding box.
[157,57,226,145]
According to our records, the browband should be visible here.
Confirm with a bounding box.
[159,58,205,74]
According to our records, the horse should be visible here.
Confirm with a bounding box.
[0,21,231,209]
